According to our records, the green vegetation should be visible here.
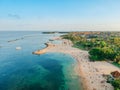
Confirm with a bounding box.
[112,62,120,68]
[62,31,120,90]
[89,47,117,61]
[111,79,120,90]
[107,77,120,90]
[114,55,120,65]
[62,32,120,64]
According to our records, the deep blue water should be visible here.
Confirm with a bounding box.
[0,31,82,90]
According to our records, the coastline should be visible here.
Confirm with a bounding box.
[33,37,120,90]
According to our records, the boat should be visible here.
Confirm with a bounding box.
[16,47,22,50]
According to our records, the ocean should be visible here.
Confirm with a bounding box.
[0,31,82,90]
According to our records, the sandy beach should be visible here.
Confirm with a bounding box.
[33,38,120,90]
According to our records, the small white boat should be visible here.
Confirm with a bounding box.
[16,47,22,50]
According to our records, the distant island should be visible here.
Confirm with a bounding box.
[42,32,69,34]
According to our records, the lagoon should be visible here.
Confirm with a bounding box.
[0,31,81,90]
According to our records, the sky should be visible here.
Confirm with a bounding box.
[0,0,120,31]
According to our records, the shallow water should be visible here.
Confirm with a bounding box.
[0,31,82,90]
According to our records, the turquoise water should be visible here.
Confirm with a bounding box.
[0,31,82,90]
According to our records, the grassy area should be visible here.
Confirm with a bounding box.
[112,62,120,68]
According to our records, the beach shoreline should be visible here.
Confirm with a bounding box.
[33,37,120,90]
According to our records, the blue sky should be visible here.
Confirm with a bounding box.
[0,0,120,31]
